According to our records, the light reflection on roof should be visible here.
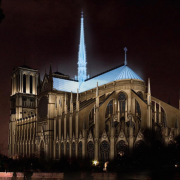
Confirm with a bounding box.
[53,65,143,93]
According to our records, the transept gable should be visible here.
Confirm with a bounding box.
[41,74,49,92]
[169,128,174,142]
[87,131,94,143]
[116,129,128,144]
[134,129,144,144]
[100,129,109,143]
[79,131,82,142]
[72,133,75,142]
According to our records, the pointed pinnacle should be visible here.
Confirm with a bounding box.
[65,93,67,105]
[70,91,73,104]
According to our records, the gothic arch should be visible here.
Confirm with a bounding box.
[100,140,110,162]
[152,101,167,125]
[72,142,75,157]
[78,141,82,158]
[116,90,128,100]
[87,141,94,160]
[117,91,127,116]
[66,142,69,157]
[116,140,127,156]
[61,142,64,157]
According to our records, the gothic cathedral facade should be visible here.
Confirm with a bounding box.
[8,12,180,161]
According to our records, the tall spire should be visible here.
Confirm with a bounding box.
[124,47,128,66]
[77,11,87,84]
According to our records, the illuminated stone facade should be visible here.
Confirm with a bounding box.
[8,13,180,161]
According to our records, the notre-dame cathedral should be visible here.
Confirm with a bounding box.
[8,12,180,161]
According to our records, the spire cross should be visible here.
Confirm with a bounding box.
[124,47,128,66]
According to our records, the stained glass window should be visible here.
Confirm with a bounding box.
[78,142,82,158]
[100,141,109,162]
[87,141,94,160]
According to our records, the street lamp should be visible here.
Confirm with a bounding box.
[93,160,99,166]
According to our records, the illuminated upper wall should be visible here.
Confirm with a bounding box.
[53,65,143,93]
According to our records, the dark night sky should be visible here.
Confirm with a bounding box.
[0,0,180,154]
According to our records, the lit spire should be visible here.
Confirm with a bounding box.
[124,47,128,66]
[78,11,87,84]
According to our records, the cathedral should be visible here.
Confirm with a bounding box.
[8,12,180,161]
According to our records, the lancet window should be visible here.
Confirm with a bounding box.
[116,140,127,154]
[30,75,33,94]
[23,74,26,93]
[66,142,69,156]
[87,141,94,160]
[72,142,75,157]
[61,142,64,157]
[105,100,113,118]
[118,92,126,115]
[78,142,82,158]
[100,140,109,162]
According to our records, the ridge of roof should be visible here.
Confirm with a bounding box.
[85,64,124,81]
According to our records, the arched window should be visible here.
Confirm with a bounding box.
[78,142,82,158]
[100,141,110,162]
[61,142,64,157]
[105,100,113,118]
[118,92,126,114]
[16,74,19,92]
[72,142,75,157]
[87,141,94,160]
[30,75,33,94]
[66,142,69,157]
[135,100,141,117]
[56,143,59,159]
[161,108,166,126]
[116,140,127,155]
[23,74,26,93]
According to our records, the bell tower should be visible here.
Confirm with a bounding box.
[9,65,38,157]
